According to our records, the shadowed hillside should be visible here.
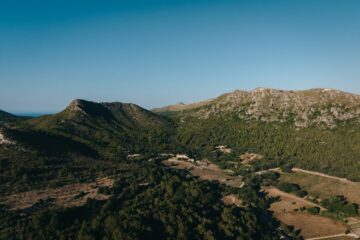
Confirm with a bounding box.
[21,99,175,157]
[0,110,29,124]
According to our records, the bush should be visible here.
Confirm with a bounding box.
[73,191,87,199]
[281,163,294,173]
[307,207,320,214]
[277,182,307,197]
[322,195,359,217]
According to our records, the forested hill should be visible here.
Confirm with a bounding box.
[154,88,360,128]
[0,110,27,124]
[17,99,175,157]
[0,99,294,240]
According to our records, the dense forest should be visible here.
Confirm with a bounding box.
[0,158,300,240]
[174,113,360,181]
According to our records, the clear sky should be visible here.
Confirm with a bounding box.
[1,0,360,113]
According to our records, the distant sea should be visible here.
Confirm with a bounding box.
[13,112,54,117]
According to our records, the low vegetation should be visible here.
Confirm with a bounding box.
[322,196,359,217]
[276,182,308,198]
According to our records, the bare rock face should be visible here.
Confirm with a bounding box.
[66,99,88,115]
[158,88,360,128]
[0,131,15,145]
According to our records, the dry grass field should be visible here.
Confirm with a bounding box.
[276,212,348,239]
[264,187,349,239]
[320,236,356,240]
[264,186,324,212]
[164,158,243,188]
[279,170,360,204]
[0,177,114,210]
[222,194,243,207]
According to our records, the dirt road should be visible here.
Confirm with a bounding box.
[292,168,354,184]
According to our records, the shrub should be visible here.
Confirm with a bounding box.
[307,207,320,214]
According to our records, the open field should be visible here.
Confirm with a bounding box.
[279,169,360,204]
[346,217,360,237]
[276,212,348,239]
[315,236,354,240]
[264,186,349,239]
[222,194,243,207]
[164,158,243,188]
[0,177,114,211]
[264,186,324,212]
[322,237,356,240]
[292,168,353,183]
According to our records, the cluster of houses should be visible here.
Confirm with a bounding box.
[175,154,210,166]
[214,145,232,153]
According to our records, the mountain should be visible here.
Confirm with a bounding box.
[1,90,359,240]
[154,88,360,128]
[30,99,172,129]
[152,100,213,113]
[0,109,27,124]
[23,99,175,156]
[155,88,360,180]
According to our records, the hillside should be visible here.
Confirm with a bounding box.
[154,88,360,180]
[22,99,175,156]
[0,110,27,124]
[155,88,360,128]
[2,91,358,239]
[0,99,176,196]
[0,100,290,240]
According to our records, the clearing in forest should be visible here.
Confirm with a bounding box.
[164,157,243,188]
[264,186,348,239]
[239,152,262,165]
[276,212,348,239]
[0,177,114,211]
[279,169,360,204]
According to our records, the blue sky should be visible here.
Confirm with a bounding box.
[1,0,360,112]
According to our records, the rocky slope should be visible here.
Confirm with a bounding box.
[155,88,360,128]
[0,130,15,145]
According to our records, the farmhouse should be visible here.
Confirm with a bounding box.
[214,145,232,153]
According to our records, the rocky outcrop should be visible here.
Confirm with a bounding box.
[0,131,15,145]
[158,88,360,128]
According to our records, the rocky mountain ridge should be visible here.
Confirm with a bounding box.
[155,88,360,128]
